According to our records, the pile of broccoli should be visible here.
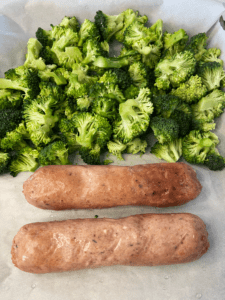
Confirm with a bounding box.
[0,9,225,176]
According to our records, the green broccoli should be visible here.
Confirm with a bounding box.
[99,69,132,90]
[124,85,140,99]
[170,75,207,104]
[10,146,39,177]
[39,140,71,166]
[66,74,89,98]
[91,97,118,120]
[155,50,196,90]
[92,56,129,69]
[107,139,127,160]
[38,65,67,85]
[182,130,219,164]
[126,137,147,155]
[89,82,125,103]
[150,116,179,144]
[204,150,225,171]
[79,144,102,165]
[128,61,149,88]
[115,9,148,42]
[78,19,100,47]
[197,61,225,91]
[2,66,40,99]
[0,108,22,138]
[151,138,182,162]
[24,38,46,71]
[163,29,189,59]
[113,88,153,143]
[0,89,23,109]
[94,10,124,41]
[185,33,208,61]
[23,96,59,146]
[82,39,106,65]
[191,89,225,125]
[59,16,80,32]
[0,152,12,175]
[151,94,181,117]
[199,48,223,66]
[76,95,93,112]
[119,47,142,64]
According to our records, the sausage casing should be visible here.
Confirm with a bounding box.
[11,213,209,274]
[23,163,202,210]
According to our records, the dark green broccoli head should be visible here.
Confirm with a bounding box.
[197,61,225,91]
[35,27,53,47]
[150,116,179,144]
[0,89,23,109]
[151,94,181,117]
[66,74,89,98]
[128,61,149,88]
[204,152,225,171]
[99,69,131,90]
[95,10,124,42]
[39,140,71,166]
[79,144,101,165]
[124,85,140,99]
[0,152,12,175]
[59,117,76,133]
[185,33,208,61]
[0,108,22,139]
[170,109,191,137]
[182,130,219,164]
[82,39,107,65]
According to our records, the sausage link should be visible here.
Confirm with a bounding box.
[23,163,202,210]
[11,213,209,274]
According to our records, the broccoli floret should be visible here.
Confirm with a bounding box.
[185,33,208,61]
[52,46,83,69]
[82,39,106,65]
[191,89,225,125]
[35,27,52,47]
[115,9,148,42]
[89,82,125,103]
[0,128,28,151]
[76,95,93,112]
[39,140,71,166]
[24,38,46,71]
[124,85,140,99]
[204,151,225,171]
[151,138,182,162]
[0,152,12,175]
[94,10,124,41]
[23,96,59,146]
[38,81,65,102]
[170,75,207,104]
[60,132,80,154]
[140,44,162,69]
[151,94,181,117]
[39,46,57,65]
[66,74,89,98]
[78,19,100,47]
[59,16,80,32]
[113,88,153,143]
[128,61,149,88]
[199,48,223,66]
[197,61,225,91]
[0,108,22,138]
[2,66,40,99]
[0,89,23,109]
[58,117,76,133]
[92,56,129,69]
[191,119,216,132]
[10,146,39,177]
[163,29,189,59]
[107,139,127,160]
[150,116,179,144]
[72,112,112,149]
[38,65,67,85]
[126,137,147,155]
[182,130,219,164]
[119,47,142,64]
[51,27,79,51]
[71,63,98,84]
[99,69,131,90]
[123,20,150,48]
[170,109,191,137]
[79,144,102,165]
[155,50,196,90]
[92,97,118,120]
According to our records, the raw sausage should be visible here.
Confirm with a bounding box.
[23,163,202,210]
[11,213,209,274]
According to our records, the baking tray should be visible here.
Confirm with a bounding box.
[1,0,225,299]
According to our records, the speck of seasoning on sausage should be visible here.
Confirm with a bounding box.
[92,240,97,243]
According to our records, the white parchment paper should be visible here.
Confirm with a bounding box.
[1,0,225,299]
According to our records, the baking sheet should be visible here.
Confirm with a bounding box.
[1,0,225,299]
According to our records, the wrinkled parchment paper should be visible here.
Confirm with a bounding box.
[1,0,225,299]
